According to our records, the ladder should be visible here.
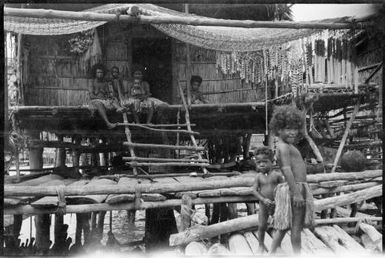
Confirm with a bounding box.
[116,83,209,175]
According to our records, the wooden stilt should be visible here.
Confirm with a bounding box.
[97,211,106,239]
[55,135,66,168]
[180,194,192,232]
[35,215,51,254]
[53,214,65,253]
[25,130,48,254]
[75,214,83,246]
[331,103,360,173]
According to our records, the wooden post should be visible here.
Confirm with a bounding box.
[185,4,192,107]
[55,135,66,168]
[54,214,65,253]
[26,130,48,253]
[331,103,360,173]
[180,194,192,231]
[35,214,51,254]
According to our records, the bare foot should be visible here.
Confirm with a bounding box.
[107,123,117,129]
[257,245,265,254]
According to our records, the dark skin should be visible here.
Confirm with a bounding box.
[251,154,284,253]
[129,71,154,124]
[89,68,120,129]
[270,127,307,254]
[191,81,206,104]
[110,67,127,113]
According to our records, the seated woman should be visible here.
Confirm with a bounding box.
[88,64,122,129]
[121,65,168,124]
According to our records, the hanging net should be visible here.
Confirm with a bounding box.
[3,3,352,52]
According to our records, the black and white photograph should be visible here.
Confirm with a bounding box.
[3,1,384,257]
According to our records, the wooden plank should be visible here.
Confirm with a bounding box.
[358,223,382,251]
[30,178,77,207]
[105,177,139,204]
[13,174,64,186]
[243,231,260,255]
[5,196,259,215]
[198,187,253,197]
[5,176,254,197]
[361,234,382,252]
[228,234,253,255]
[313,226,349,253]
[67,178,116,204]
[332,225,366,251]
[302,229,332,254]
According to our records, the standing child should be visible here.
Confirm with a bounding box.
[251,147,284,253]
[269,105,315,254]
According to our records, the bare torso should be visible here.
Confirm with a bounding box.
[277,142,307,182]
[256,171,282,200]
[90,79,110,100]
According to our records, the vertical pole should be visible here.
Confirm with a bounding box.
[180,194,192,232]
[184,4,192,107]
[331,103,360,173]
[26,130,48,253]
[55,135,66,168]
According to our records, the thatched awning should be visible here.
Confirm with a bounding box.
[4,3,355,52]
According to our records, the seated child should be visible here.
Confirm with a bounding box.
[122,78,154,124]
[88,64,121,129]
[122,66,168,124]
[269,105,315,254]
[190,75,207,104]
[251,147,284,253]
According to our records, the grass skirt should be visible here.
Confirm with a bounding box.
[273,182,315,230]
[89,98,118,111]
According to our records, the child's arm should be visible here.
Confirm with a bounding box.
[277,143,305,207]
[89,81,98,99]
[251,175,274,207]
[143,81,151,98]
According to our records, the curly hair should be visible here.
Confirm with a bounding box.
[269,105,304,135]
[190,75,202,85]
[91,63,105,77]
[254,146,273,161]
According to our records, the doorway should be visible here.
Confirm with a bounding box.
[132,38,172,104]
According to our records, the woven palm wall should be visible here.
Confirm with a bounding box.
[23,24,133,106]
[23,23,264,106]
[172,41,262,104]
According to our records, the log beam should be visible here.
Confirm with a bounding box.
[5,177,253,197]
[314,185,382,212]
[311,181,380,195]
[4,7,368,30]
[4,196,259,215]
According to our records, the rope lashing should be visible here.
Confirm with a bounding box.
[56,186,66,214]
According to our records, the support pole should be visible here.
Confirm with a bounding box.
[184,4,192,107]
[331,102,360,173]
[26,130,47,253]
[180,194,192,232]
